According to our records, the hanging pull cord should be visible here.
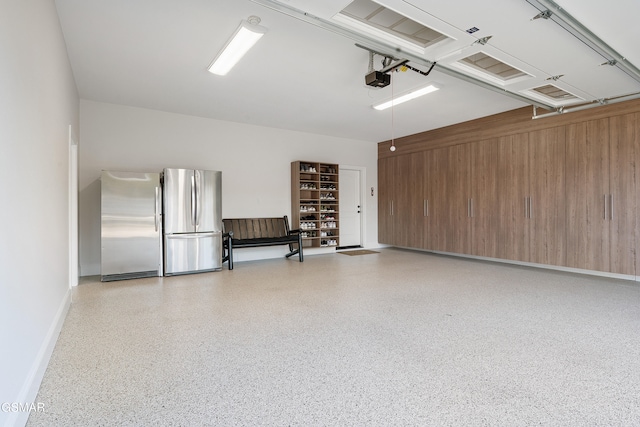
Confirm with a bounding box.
[390,71,396,152]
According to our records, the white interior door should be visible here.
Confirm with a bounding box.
[339,167,362,247]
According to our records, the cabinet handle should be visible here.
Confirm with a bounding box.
[610,194,614,221]
[390,200,394,216]
[423,199,427,217]
[426,199,429,217]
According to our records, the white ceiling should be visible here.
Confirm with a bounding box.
[54,0,640,142]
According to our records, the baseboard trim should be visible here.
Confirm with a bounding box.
[3,288,71,427]
[389,246,638,282]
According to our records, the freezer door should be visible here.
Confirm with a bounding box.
[163,168,195,234]
[164,232,222,275]
[101,171,162,280]
[194,170,222,232]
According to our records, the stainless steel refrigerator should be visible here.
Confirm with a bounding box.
[163,168,222,275]
[101,171,163,281]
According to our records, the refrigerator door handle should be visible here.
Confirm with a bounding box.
[191,174,196,227]
[194,170,200,227]
[154,186,159,232]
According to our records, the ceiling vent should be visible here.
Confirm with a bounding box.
[338,0,450,50]
[532,84,579,101]
[459,52,528,81]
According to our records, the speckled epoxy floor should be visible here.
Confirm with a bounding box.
[28,249,640,426]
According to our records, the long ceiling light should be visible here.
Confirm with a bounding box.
[208,16,267,76]
[373,84,439,110]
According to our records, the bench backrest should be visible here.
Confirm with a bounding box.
[222,216,291,239]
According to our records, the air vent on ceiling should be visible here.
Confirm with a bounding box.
[532,84,579,101]
[459,52,527,81]
[339,0,450,49]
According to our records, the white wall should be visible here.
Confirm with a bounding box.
[0,1,79,426]
[79,100,379,275]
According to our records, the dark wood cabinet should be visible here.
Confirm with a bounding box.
[470,138,499,258]
[496,133,530,262]
[378,156,400,245]
[565,119,611,272]
[528,126,567,266]
[609,114,636,274]
[378,100,640,277]
[405,152,426,249]
[421,145,471,253]
[565,115,636,274]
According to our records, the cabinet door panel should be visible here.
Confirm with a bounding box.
[470,138,499,257]
[406,152,425,249]
[610,113,636,275]
[529,127,566,266]
[395,154,415,248]
[497,133,530,261]
[447,144,472,254]
[423,151,436,250]
[565,119,610,271]
[378,157,395,244]
[428,147,449,252]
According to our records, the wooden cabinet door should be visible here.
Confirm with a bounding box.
[378,157,395,244]
[404,152,426,249]
[565,119,610,272]
[422,150,437,250]
[470,138,499,257]
[528,127,566,266]
[427,147,449,252]
[609,113,636,275]
[394,153,416,248]
[497,133,530,261]
[444,144,471,254]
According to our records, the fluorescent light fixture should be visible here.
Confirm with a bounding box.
[373,84,440,110]
[208,17,267,76]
